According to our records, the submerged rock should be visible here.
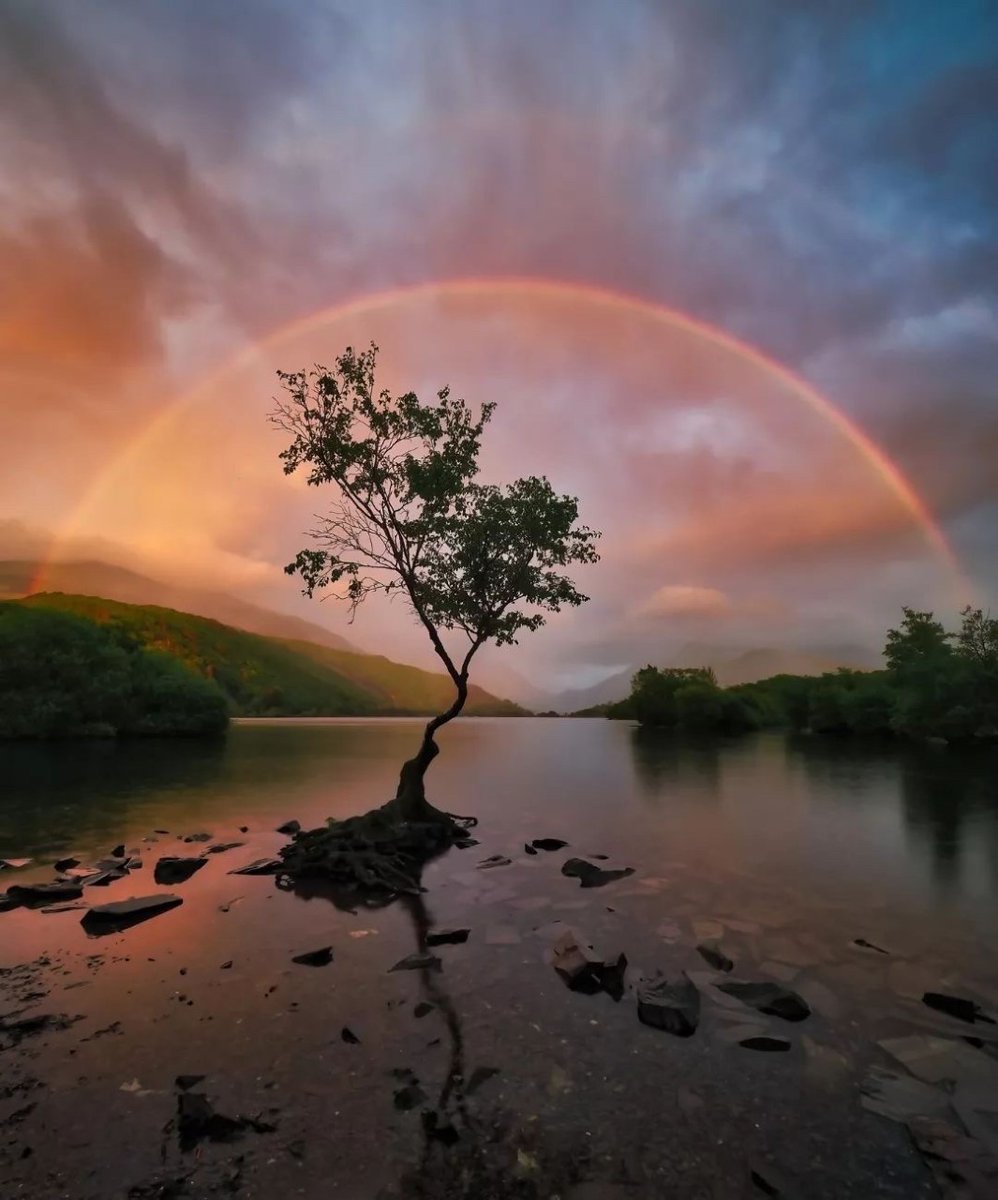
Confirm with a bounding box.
[81,894,183,935]
[550,929,627,1000]
[389,952,442,973]
[531,838,568,852]
[229,857,282,876]
[7,881,83,905]
[154,857,207,885]
[276,819,301,835]
[717,981,811,1022]
[477,854,512,869]
[923,991,996,1025]
[697,940,734,972]
[637,972,700,1037]
[291,946,333,967]
[740,1036,791,1052]
[561,858,635,889]
[426,928,470,946]
[176,1091,276,1151]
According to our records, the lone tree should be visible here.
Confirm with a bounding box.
[270,344,599,892]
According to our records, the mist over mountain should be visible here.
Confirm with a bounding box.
[0,559,357,653]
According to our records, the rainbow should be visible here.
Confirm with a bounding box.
[32,275,962,591]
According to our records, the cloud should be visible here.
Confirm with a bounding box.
[633,585,732,621]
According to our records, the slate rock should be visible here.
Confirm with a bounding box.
[182,832,212,843]
[854,937,889,954]
[81,894,183,935]
[717,981,811,1022]
[341,1026,360,1044]
[477,854,512,869]
[205,842,244,855]
[389,952,442,973]
[561,858,635,889]
[426,928,470,946]
[551,929,627,1000]
[524,843,538,855]
[229,857,282,876]
[923,991,996,1025]
[697,940,734,972]
[54,857,80,872]
[394,1082,426,1111]
[637,972,700,1037]
[454,837,479,849]
[466,1066,500,1095]
[291,946,333,967]
[531,838,568,852]
[154,857,207,885]
[907,1116,998,1199]
[7,881,84,905]
[276,820,301,835]
[80,868,129,887]
[111,845,126,858]
[741,1036,791,1052]
[0,895,21,912]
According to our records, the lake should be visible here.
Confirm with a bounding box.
[2,718,997,1198]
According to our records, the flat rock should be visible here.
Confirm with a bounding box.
[291,946,333,967]
[229,857,282,876]
[561,858,634,889]
[290,945,333,964]
[276,819,301,835]
[477,854,512,869]
[154,857,207,885]
[637,972,700,1037]
[81,894,183,935]
[860,1066,951,1123]
[551,929,627,1000]
[389,952,442,973]
[7,881,83,905]
[907,1116,998,1199]
[878,1035,998,1088]
[924,991,996,1025]
[717,980,811,1022]
[740,1035,791,1052]
[697,940,734,972]
[531,838,568,851]
[40,901,89,913]
[205,842,244,855]
[426,928,470,946]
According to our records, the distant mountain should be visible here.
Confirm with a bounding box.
[544,642,878,713]
[0,559,356,652]
[18,593,526,718]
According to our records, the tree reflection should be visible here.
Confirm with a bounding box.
[627,726,721,801]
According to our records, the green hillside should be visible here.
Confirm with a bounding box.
[18,593,525,718]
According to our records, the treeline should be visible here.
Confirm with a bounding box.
[0,604,229,739]
[606,607,998,742]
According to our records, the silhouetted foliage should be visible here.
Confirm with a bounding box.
[608,606,998,744]
[0,603,229,739]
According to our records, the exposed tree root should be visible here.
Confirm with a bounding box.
[275,801,475,898]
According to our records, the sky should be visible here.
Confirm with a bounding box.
[1,0,996,694]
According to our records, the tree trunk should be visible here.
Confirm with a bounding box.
[393,674,468,822]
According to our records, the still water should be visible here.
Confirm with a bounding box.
[2,718,997,1198]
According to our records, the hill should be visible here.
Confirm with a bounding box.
[18,593,525,718]
[0,559,356,652]
[547,644,877,713]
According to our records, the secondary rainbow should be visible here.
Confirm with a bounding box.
[32,276,962,591]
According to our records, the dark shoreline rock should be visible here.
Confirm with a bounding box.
[154,857,207,885]
[561,858,634,889]
[637,972,700,1037]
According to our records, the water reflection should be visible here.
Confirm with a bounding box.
[627,726,722,800]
